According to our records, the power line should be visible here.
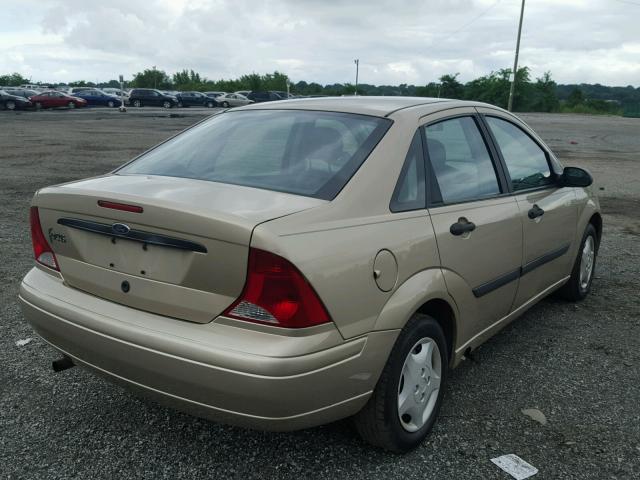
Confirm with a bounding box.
[438,0,503,43]
[612,0,640,6]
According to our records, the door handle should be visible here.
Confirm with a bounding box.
[528,204,545,219]
[450,218,476,236]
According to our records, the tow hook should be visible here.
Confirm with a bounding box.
[52,356,75,372]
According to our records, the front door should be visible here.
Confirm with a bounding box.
[481,113,578,308]
[423,110,523,339]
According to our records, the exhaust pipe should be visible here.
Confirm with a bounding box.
[52,356,75,372]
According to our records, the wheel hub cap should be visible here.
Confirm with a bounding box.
[579,236,595,290]
[398,337,442,432]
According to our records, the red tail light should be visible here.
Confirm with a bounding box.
[223,248,331,328]
[97,200,143,213]
[29,207,59,271]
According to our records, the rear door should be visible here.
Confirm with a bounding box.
[480,111,577,308]
[423,109,523,334]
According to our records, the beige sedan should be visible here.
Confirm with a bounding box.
[215,92,253,108]
[19,97,600,452]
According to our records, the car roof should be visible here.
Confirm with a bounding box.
[235,96,496,117]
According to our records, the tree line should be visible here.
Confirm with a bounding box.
[2,68,638,115]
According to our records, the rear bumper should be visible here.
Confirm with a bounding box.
[19,267,398,431]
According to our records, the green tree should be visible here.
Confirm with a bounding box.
[131,69,171,89]
[0,72,31,86]
[567,88,585,107]
[439,73,464,99]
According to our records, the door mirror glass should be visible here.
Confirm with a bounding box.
[560,166,593,187]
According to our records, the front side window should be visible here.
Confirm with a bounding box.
[118,110,391,200]
[390,131,425,212]
[424,116,501,204]
[485,116,553,191]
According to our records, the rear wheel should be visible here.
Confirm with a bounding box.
[354,313,448,452]
[6,100,16,110]
[557,223,598,301]
[35,102,43,110]
[67,102,76,109]
[222,101,230,108]
[107,100,115,108]
[133,99,142,107]
[206,101,214,108]
[163,101,172,109]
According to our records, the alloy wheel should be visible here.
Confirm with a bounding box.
[68,102,75,109]
[6,101,16,110]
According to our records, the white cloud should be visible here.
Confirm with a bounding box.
[0,0,638,86]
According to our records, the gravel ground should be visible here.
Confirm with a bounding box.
[1,108,639,479]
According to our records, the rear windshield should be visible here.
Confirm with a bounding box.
[117,110,391,200]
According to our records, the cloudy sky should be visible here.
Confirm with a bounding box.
[1,0,638,86]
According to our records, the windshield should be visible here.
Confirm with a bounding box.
[118,110,390,200]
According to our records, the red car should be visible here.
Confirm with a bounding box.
[30,91,87,109]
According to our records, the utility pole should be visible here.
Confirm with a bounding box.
[507,0,525,112]
[153,65,157,89]
[354,59,359,96]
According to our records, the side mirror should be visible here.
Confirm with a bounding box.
[559,166,593,187]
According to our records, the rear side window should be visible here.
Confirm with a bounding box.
[118,110,391,200]
[390,131,425,212]
[485,116,553,191]
[424,116,501,204]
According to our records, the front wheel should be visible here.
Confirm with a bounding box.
[557,223,598,301]
[206,101,214,108]
[354,313,448,452]
[107,100,115,108]
[67,102,75,109]
[222,101,230,108]
[163,101,172,109]
[133,99,142,107]
[35,102,43,110]
[6,100,16,110]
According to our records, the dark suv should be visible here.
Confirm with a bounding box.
[129,89,178,108]
[246,91,284,103]
[176,91,216,108]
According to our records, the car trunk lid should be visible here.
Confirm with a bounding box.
[35,174,325,323]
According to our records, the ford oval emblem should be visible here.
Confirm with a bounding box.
[112,223,131,235]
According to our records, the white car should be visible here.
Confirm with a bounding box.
[102,88,130,105]
[216,93,253,108]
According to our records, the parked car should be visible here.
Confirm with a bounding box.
[234,90,251,97]
[19,97,601,452]
[29,91,87,109]
[0,90,32,110]
[273,91,293,99]
[72,89,121,107]
[175,91,217,108]
[128,89,178,108]
[102,88,130,104]
[214,93,253,108]
[246,91,284,103]
[204,91,226,99]
[68,87,94,95]
[3,88,39,100]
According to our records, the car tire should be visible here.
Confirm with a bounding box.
[206,101,214,108]
[35,102,42,110]
[163,101,172,109]
[177,102,183,108]
[557,223,598,301]
[6,100,16,110]
[353,313,448,452]
[133,100,142,107]
[222,101,230,108]
[68,102,75,109]
[107,100,115,108]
